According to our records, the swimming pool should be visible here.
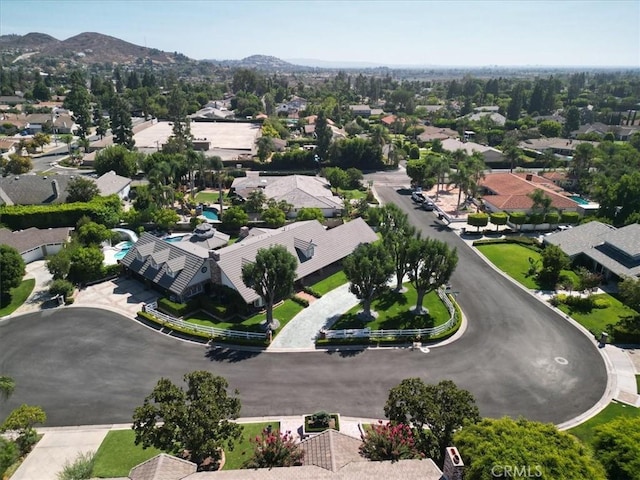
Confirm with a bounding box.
[569,195,589,205]
[201,208,219,221]
[113,241,134,260]
[164,235,188,243]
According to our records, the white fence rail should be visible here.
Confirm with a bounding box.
[324,288,457,340]
[143,302,267,340]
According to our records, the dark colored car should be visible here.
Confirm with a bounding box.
[422,200,435,211]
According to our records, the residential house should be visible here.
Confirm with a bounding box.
[380,114,404,128]
[302,116,345,141]
[122,219,377,306]
[440,137,505,164]
[115,431,460,480]
[231,175,343,218]
[277,96,307,118]
[479,172,580,221]
[0,175,74,205]
[121,232,214,302]
[25,113,53,134]
[52,112,76,134]
[190,100,235,120]
[473,105,500,113]
[0,95,26,106]
[349,105,372,117]
[0,226,71,263]
[544,222,640,280]
[540,170,578,191]
[518,137,599,157]
[459,110,507,126]
[417,126,458,143]
[94,170,132,200]
[0,138,18,156]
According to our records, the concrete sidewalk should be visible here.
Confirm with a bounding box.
[13,416,381,480]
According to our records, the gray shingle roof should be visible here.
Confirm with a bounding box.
[0,227,70,254]
[544,221,615,257]
[94,170,131,196]
[215,218,378,303]
[0,174,74,205]
[121,233,210,297]
[604,223,640,259]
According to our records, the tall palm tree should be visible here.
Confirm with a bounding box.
[466,152,487,200]
[428,153,450,200]
[450,163,472,212]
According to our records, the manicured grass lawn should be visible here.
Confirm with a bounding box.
[0,278,35,317]
[186,300,304,334]
[476,243,577,290]
[223,422,278,470]
[92,430,162,478]
[568,401,640,445]
[555,293,637,336]
[331,284,450,331]
[338,188,367,200]
[194,191,221,204]
[311,271,348,295]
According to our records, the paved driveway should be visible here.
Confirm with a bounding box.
[74,277,158,317]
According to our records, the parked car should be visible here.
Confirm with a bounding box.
[412,191,426,203]
[422,200,435,211]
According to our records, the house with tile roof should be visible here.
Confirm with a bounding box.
[231,175,343,218]
[543,221,640,281]
[417,126,458,143]
[0,226,70,263]
[479,172,580,220]
[518,137,599,157]
[108,429,458,480]
[121,219,378,306]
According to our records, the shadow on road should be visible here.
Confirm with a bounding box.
[205,346,262,362]
[324,347,366,358]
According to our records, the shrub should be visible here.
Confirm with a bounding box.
[243,429,304,469]
[360,421,423,462]
[0,437,18,478]
[157,297,199,317]
[102,263,122,278]
[561,211,580,224]
[57,451,95,480]
[49,279,74,300]
[291,295,309,307]
[302,286,322,298]
[310,411,331,428]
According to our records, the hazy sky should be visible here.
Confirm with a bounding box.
[1,0,638,66]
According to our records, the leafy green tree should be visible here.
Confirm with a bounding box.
[64,71,91,138]
[378,203,416,290]
[76,221,114,246]
[576,267,602,292]
[0,376,15,401]
[256,136,275,162]
[406,159,435,189]
[406,237,458,314]
[132,371,242,469]
[66,177,100,203]
[110,96,135,149]
[5,154,32,174]
[360,422,422,462]
[243,429,304,469]
[538,120,563,137]
[152,208,179,230]
[261,206,286,228]
[242,245,297,331]
[619,276,640,312]
[343,242,393,320]
[539,244,570,289]
[1,404,46,455]
[322,166,348,191]
[315,110,332,161]
[0,245,25,300]
[68,247,104,284]
[467,213,489,232]
[222,206,249,230]
[345,167,363,189]
[506,84,524,121]
[49,279,74,301]
[94,145,139,178]
[592,416,640,480]
[384,378,480,464]
[454,417,606,480]
[296,207,325,222]
[489,212,508,231]
[564,106,581,136]
[509,211,527,232]
[46,250,71,280]
[32,132,50,152]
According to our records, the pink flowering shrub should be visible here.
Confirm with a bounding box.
[243,429,304,469]
[359,421,423,462]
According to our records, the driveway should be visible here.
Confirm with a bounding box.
[73,277,158,317]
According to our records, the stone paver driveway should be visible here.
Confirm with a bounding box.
[74,277,158,317]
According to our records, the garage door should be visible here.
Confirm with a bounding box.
[22,247,43,264]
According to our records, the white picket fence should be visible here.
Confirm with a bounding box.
[143,302,267,340]
[324,288,458,340]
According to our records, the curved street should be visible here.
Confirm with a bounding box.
[0,185,608,427]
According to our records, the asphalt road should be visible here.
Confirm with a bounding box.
[0,185,608,427]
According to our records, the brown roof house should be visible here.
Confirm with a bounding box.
[417,126,458,143]
[105,431,462,480]
[441,138,504,164]
[0,226,71,263]
[543,221,640,281]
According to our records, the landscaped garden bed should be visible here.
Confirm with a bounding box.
[303,411,340,436]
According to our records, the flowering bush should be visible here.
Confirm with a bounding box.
[359,421,423,462]
[243,429,304,469]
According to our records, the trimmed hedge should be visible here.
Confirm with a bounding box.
[291,295,310,307]
[302,286,323,298]
[157,298,199,317]
[473,236,541,248]
[561,211,580,224]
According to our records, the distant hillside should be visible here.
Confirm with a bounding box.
[203,54,314,71]
[0,32,189,65]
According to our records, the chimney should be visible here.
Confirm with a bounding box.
[525,174,533,181]
[442,446,464,480]
[51,179,59,199]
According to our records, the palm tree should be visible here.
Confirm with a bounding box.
[466,152,487,200]
[450,164,471,212]
[428,153,450,200]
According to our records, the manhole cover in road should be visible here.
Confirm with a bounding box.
[555,357,569,365]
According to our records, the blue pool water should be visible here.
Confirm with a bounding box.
[202,209,219,220]
[164,236,185,243]
[114,241,134,260]
[569,195,589,205]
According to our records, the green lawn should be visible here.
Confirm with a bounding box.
[311,271,348,296]
[338,188,367,200]
[185,300,304,335]
[92,430,162,478]
[568,401,640,446]
[223,422,276,470]
[555,293,637,336]
[0,278,35,317]
[90,423,278,476]
[476,243,577,290]
[194,191,222,204]
[331,284,450,331]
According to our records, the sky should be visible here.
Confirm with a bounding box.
[0,0,639,67]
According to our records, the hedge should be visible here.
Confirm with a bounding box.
[302,286,323,298]
[561,211,580,224]
[291,295,310,307]
[473,236,541,248]
[157,297,199,317]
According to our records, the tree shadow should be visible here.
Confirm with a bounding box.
[378,311,435,329]
[375,289,407,311]
[205,346,262,363]
[324,347,366,357]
